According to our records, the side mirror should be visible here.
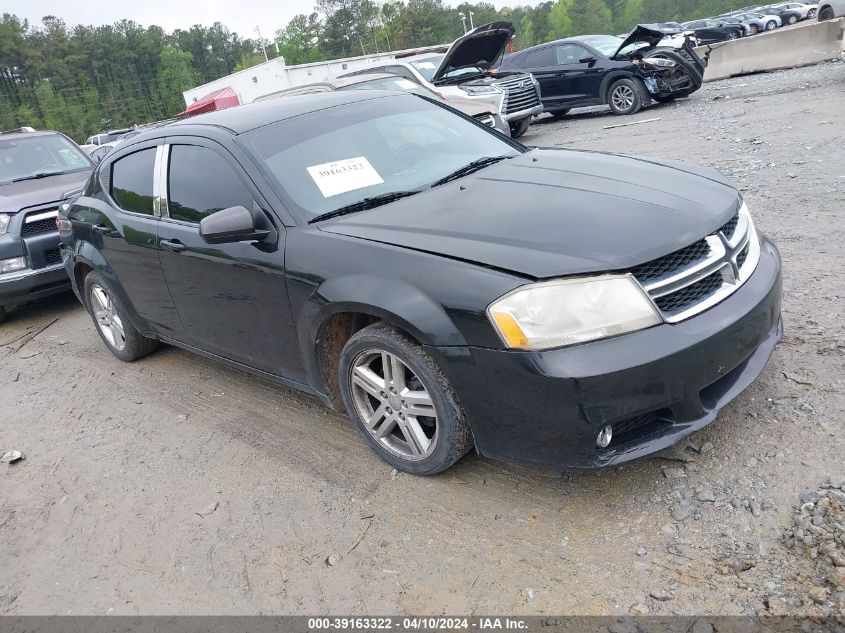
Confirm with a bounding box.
[579,56,596,65]
[199,205,269,244]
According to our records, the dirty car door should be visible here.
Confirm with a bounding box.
[156,139,305,382]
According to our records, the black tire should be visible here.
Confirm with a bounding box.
[818,7,834,20]
[83,271,158,362]
[787,15,798,24]
[509,117,531,138]
[766,20,777,30]
[338,322,473,475]
[547,108,571,118]
[749,24,759,34]
[607,77,647,115]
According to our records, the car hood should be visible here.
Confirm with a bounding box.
[432,21,515,84]
[612,23,685,59]
[0,170,91,213]
[318,149,740,279]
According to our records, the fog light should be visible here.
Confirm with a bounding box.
[0,257,27,274]
[596,425,613,448]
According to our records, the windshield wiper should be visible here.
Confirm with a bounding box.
[309,190,420,224]
[430,155,511,188]
[11,171,67,183]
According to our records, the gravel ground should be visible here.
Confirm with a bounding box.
[1,61,844,616]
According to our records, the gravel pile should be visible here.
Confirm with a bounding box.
[783,479,845,615]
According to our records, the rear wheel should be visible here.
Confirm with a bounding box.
[808,8,817,18]
[84,272,158,362]
[338,323,473,475]
[509,117,531,138]
[728,30,739,39]
[818,6,834,19]
[607,78,647,115]
[787,14,798,24]
[765,20,777,30]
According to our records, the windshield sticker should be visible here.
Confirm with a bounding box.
[395,79,417,89]
[306,156,384,198]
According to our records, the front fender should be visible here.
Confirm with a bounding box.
[296,274,467,395]
[599,70,638,103]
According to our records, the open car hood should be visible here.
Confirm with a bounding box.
[612,23,685,59]
[432,21,515,84]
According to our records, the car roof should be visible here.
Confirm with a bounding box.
[168,90,399,134]
[0,129,64,141]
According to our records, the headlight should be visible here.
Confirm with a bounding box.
[461,85,499,94]
[1,256,27,274]
[0,213,11,235]
[487,275,662,350]
[645,57,677,68]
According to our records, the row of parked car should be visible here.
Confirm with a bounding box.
[681,1,821,43]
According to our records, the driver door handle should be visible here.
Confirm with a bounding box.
[160,239,187,253]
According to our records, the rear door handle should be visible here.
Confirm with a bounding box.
[160,239,187,253]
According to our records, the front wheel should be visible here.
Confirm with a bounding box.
[787,15,798,24]
[547,107,571,118]
[509,117,531,138]
[84,272,158,362]
[808,8,817,18]
[728,30,739,39]
[766,20,777,30]
[338,323,473,475]
[818,7,833,20]
[607,78,647,115]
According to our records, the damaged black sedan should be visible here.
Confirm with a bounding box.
[498,24,705,115]
[60,91,781,476]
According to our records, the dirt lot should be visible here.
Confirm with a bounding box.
[1,61,844,616]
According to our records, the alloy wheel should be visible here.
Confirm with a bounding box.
[808,8,816,18]
[611,85,635,112]
[90,284,126,351]
[350,349,438,461]
[766,20,776,30]
[788,15,797,24]
[728,31,739,39]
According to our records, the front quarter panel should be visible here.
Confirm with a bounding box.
[285,227,524,394]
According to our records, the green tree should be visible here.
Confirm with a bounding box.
[548,0,573,37]
[568,0,614,34]
[156,45,200,116]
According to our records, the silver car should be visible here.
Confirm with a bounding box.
[772,2,818,19]
[817,0,845,20]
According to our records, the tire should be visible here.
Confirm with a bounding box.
[749,24,759,34]
[338,322,473,475]
[547,108,571,118]
[509,117,531,138]
[607,78,647,115]
[83,271,158,362]
[818,7,834,20]
[766,20,777,30]
[808,8,817,18]
[787,15,798,24]
[728,30,739,39]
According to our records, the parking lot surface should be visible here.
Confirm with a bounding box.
[1,61,844,616]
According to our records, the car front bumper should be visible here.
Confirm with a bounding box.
[431,234,783,469]
[0,263,70,310]
[500,104,544,122]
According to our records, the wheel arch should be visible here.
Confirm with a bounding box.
[599,70,638,104]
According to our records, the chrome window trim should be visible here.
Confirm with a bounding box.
[152,144,170,218]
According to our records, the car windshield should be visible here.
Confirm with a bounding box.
[0,134,90,185]
[575,35,624,56]
[409,56,443,81]
[241,94,520,222]
[340,77,439,99]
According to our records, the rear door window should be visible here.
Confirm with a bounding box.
[111,148,157,215]
[166,145,253,224]
[524,47,555,67]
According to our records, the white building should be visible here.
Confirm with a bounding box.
[182,45,447,107]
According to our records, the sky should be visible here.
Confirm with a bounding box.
[9,0,548,39]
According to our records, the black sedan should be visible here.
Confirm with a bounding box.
[498,24,705,116]
[682,18,746,42]
[60,91,782,475]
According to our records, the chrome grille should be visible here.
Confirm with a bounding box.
[494,74,541,115]
[631,207,760,323]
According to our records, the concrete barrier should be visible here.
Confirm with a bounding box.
[694,17,845,81]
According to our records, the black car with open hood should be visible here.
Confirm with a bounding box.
[499,23,705,116]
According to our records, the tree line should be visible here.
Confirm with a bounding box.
[3,0,747,141]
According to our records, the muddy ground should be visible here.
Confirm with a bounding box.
[1,61,844,616]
